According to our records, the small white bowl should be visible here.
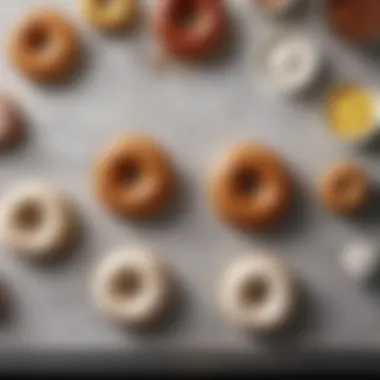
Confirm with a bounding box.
[259,31,324,96]
[340,240,380,284]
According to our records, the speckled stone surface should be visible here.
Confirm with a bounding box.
[1,0,380,352]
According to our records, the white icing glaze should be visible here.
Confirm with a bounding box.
[0,182,76,259]
[93,248,172,327]
[218,253,296,333]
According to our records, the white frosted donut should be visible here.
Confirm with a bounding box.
[0,182,76,259]
[218,253,296,333]
[93,248,172,327]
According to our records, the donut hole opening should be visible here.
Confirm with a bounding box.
[240,276,270,309]
[13,201,43,232]
[24,25,52,52]
[114,159,142,188]
[110,268,143,302]
[173,0,198,28]
[233,168,262,198]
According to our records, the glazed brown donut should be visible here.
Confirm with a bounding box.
[0,93,23,150]
[153,0,228,59]
[326,0,380,43]
[318,162,370,214]
[8,8,79,82]
[93,134,174,218]
[209,143,293,230]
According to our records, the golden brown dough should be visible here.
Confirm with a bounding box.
[93,134,174,218]
[8,8,80,82]
[318,161,370,214]
[209,143,293,229]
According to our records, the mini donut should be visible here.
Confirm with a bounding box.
[93,248,172,327]
[80,0,137,33]
[93,134,174,218]
[209,143,293,230]
[218,253,297,334]
[0,93,23,150]
[153,0,228,59]
[8,8,80,82]
[0,182,77,260]
[318,162,370,214]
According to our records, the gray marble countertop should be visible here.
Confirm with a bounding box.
[1,0,380,352]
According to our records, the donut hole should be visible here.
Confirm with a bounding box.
[13,201,43,232]
[173,0,198,28]
[110,268,143,302]
[240,276,270,309]
[24,25,52,52]
[114,159,142,188]
[233,168,262,198]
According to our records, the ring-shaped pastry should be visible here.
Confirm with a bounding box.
[93,134,174,218]
[8,8,80,82]
[0,182,77,259]
[93,248,172,327]
[318,162,370,214]
[153,0,228,59]
[218,253,297,334]
[209,143,293,229]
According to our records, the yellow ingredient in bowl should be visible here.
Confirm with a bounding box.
[326,85,375,140]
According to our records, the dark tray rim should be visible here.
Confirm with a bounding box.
[1,350,380,373]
